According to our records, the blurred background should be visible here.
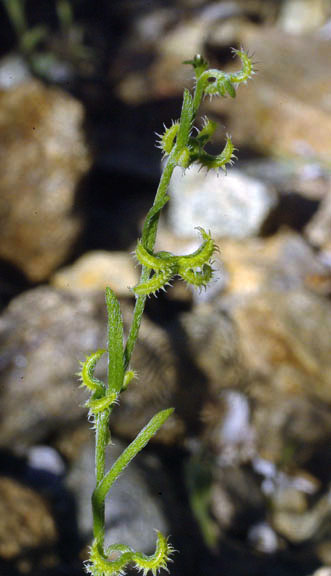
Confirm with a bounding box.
[0,1,330,575]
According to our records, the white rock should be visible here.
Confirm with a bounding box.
[248,521,279,554]
[168,166,277,239]
[310,569,331,576]
[27,446,65,475]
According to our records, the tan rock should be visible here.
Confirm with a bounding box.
[278,0,329,34]
[0,81,91,281]
[272,492,331,543]
[52,250,139,296]
[232,289,331,463]
[209,26,331,165]
[0,476,57,560]
[220,230,329,297]
[305,186,331,252]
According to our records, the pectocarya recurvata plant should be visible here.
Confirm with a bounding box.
[79,48,254,576]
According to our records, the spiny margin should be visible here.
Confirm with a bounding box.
[195,134,236,172]
[85,532,175,576]
[78,349,106,394]
[132,267,175,297]
[155,121,179,156]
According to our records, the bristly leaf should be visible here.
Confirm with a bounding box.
[106,288,124,395]
[94,408,174,504]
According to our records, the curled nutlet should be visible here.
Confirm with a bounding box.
[133,228,218,297]
[78,350,106,394]
[86,531,175,576]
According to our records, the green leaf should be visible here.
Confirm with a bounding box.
[56,0,73,30]
[94,408,174,503]
[21,25,47,53]
[105,287,124,396]
[2,0,27,36]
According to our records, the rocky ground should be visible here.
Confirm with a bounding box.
[0,1,330,575]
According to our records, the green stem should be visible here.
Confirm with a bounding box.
[93,157,176,543]
[93,410,110,545]
[124,156,176,369]
[192,75,206,116]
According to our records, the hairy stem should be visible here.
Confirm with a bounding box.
[93,410,110,545]
[124,156,176,368]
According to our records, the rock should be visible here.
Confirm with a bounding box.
[27,445,66,477]
[252,457,321,497]
[158,227,329,299]
[0,81,91,282]
[0,476,57,560]
[305,187,331,252]
[0,287,105,448]
[202,390,255,466]
[51,250,139,296]
[186,285,331,471]
[115,13,208,104]
[176,301,244,395]
[242,159,330,202]
[220,230,330,297]
[167,166,277,239]
[0,53,31,89]
[0,286,181,448]
[309,569,331,576]
[209,26,331,166]
[247,522,279,554]
[232,289,331,465]
[271,489,331,543]
[113,2,277,105]
[277,0,329,34]
[209,464,264,536]
[1,281,330,477]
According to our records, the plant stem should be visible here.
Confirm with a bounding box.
[93,154,176,543]
[124,155,176,368]
[93,410,110,546]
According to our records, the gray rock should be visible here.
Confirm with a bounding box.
[0,286,181,449]
[0,287,105,448]
[168,166,277,239]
